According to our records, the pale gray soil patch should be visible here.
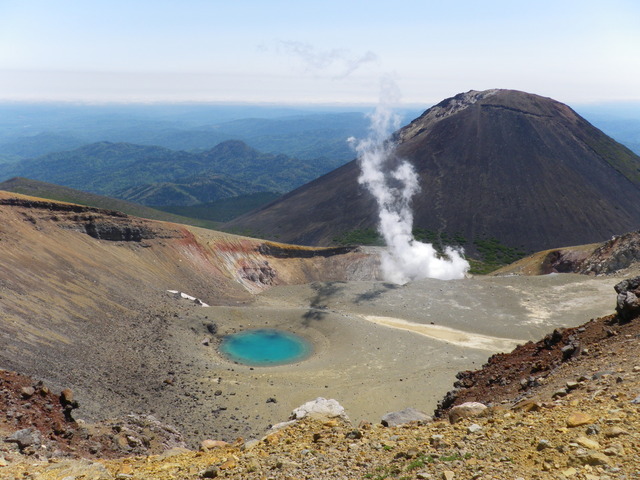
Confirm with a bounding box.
[256,273,622,339]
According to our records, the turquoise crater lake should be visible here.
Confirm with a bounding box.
[219,329,312,366]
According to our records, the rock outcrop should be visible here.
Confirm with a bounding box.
[493,230,640,276]
[615,275,640,321]
[581,230,640,275]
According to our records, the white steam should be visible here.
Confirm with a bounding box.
[355,78,469,284]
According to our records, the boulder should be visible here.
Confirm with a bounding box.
[448,402,487,424]
[206,323,218,335]
[60,388,79,421]
[381,407,431,427]
[20,386,35,398]
[566,412,594,428]
[614,276,640,321]
[5,428,41,450]
[289,398,349,422]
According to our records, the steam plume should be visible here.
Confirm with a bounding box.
[355,77,469,284]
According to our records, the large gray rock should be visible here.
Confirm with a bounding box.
[381,407,431,427]
[289,397,349,421]
[5,428,41,450]
[614,276,640,321]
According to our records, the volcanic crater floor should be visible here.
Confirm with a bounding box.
[3,269,640,479]
[100,270,629,447]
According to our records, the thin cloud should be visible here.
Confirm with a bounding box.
[274,40,378,79]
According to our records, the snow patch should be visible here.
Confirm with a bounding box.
[167,290,210,307]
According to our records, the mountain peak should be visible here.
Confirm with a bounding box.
[203,139,257,158]
[399,89,574,143]
[399,89,499,141]
[432,88,500,115]
[227,90,640,254]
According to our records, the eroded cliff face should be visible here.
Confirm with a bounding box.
[0,191,381,300]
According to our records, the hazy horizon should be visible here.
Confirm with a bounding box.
[2,1,639,106]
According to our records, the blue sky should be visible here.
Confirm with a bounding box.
[1,0,639,106]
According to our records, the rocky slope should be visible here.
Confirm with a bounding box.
[1,278,639,479]
[226,89,640,255]
[3,190,640,479]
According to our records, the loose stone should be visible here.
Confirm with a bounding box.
[200,440,228,451]
[536,439,551,451]
[603,426,627,438]
[603,443,625,456]
[467,424,482,433]
[381,407,431,427]
[574,436,600,450]
[20,386,35,398]
[566,412,594,427]
[448,402,487,423]
[201,465,218,478]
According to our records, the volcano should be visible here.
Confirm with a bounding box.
[225,89,640,254]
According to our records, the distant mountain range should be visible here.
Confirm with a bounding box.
[226,89,640,256]
[0,139,334,207]
[0,105,386,163]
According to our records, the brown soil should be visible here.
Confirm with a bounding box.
[0,370,79,455]
[435,312,640,417]
[0,369,186,461]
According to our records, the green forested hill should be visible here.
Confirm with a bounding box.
[156,192,281,222]
[0,140,335,206]
[0,177,220,229]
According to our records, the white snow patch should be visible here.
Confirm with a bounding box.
[167,290,210,307]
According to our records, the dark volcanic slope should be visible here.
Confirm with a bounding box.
[225,89,640,253]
